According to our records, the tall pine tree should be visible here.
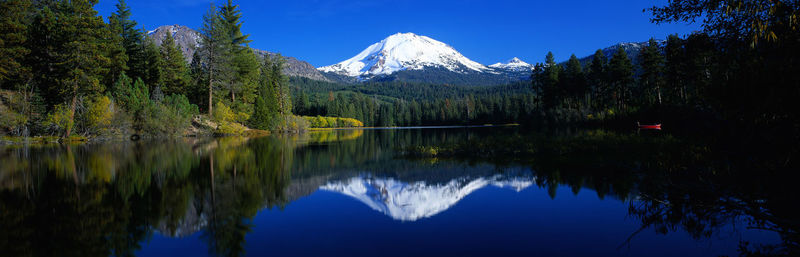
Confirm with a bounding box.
[0,0,32,88]
[160,32,191,96]
[110,0,145,81]
[198,3,234,115]
[587,49,608,108]
[562,54,586,109]
[638,38,665,105]
[219,0,259,112]
[608,47,634,111]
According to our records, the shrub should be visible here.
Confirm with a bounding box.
[215,120,248,135]
[302,116,365,128]
[212,102,236,123]
[270,115,310,132]
[0,97,27,135]
[81,95,115,135]
[141,94,199,136]
[44,104,74,136]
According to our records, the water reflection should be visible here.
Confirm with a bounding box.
[0,128,797,256]
[321,172,535,221]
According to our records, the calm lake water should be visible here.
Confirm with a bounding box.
[1,127,797,256]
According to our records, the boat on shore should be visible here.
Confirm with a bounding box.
[637,122,662,130]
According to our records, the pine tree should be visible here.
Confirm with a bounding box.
[608,47,634,111]
[28,1,111,137]
[249,56,280,129]
[540,52,562,109]
[0,0,32,88]
[198,3,234,115]
[563,54,586,109]
[143,36,164,90]
[106,13,128,87]
[587,49,608,109]
[110,0,145,81]
[638,38,665,105]
[160,32,191,96]
[664,34,686,103]
[270,55,291,115]
[219,0,258,111]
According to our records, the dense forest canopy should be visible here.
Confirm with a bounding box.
[0,0,303,139]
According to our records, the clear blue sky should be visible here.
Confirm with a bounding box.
[93,0,700,66]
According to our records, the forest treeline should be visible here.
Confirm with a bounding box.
[291,0,799,129]
[2,0,798,137]
[0,0,302,139]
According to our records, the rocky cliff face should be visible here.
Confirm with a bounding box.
[147,25,330,82]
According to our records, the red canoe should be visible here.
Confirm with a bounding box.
[638,124,662,130]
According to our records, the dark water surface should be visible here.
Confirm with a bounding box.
[1,127,797,256]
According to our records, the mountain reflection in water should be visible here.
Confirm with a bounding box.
[0,127,797,257]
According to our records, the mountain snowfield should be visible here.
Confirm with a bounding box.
[320,175,535,221]
[489,57,534,71]
[319,32,506,79]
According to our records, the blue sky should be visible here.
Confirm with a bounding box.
[93,0,700,66]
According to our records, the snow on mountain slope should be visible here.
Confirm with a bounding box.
[320,175,535,221]
[318,32,489,79]
[489,57,533,71]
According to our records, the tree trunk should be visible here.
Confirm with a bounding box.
[208,69,213,115]
[656,85,663,105]
[65,87,77,138]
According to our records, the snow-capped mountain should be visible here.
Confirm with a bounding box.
[320,175,535,221]
[319,32,489,79]
[148,25,202,61]
[489,57,533,71]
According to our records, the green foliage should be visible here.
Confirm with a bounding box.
[44,104,74,135]
[198,3,235,115]
[269,115,309,132]
[0,93,28,135]
[111,0,145,81]
[213,101,236,123]
[0,0,32,86]
[114,76,150,130]
[79,95,115,135]
[160,33,191,95]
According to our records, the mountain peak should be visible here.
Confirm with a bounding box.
[318,32,488,79]
[489,57,533,71]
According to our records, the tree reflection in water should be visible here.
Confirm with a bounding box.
[0,128,797,256]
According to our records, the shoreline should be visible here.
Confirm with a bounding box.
[1,124,522,146]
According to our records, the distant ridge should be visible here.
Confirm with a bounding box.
[147,25,330,82]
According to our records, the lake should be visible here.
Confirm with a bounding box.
[1,127,797,257]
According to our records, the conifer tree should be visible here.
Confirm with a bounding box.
[0,0,32,88]
[608,47,634,111]
[638,38,665,104]
[143,36,163,90]
[219,0,259,111]
[540,52,562,108]
[106,13,128,87]
[33,0,111,137]
[664,34,686,103]
[110,0,145,81]
[563,54,586,108]
[198,3,234,115]
[587,49,608,108]
[249,56,280,129]
[160,33,191,95]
